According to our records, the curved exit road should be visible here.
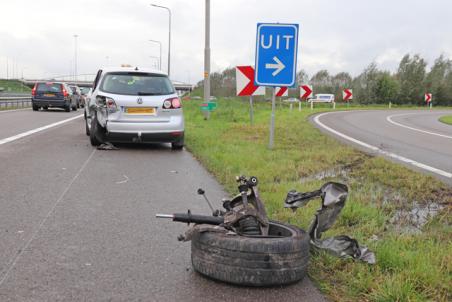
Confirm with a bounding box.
[0,109,326,302]
[312,109,452,185]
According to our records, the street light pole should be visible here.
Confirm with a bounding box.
[149,39,162,70]
[149,56,160,69]
[150,4,171,77]
[204,0,211,110]
[73,34,78,81]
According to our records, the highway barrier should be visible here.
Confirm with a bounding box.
[0,97,32,110]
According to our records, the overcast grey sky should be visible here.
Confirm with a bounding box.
[1,0,451,83]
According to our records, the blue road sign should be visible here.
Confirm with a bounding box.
[254,23,299,87]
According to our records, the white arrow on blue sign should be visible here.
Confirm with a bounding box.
[254,23,299,87]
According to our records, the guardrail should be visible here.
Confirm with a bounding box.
[0,97,32,110]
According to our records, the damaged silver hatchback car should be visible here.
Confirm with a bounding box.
[85,67,184,149]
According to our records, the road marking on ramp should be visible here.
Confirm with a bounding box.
[0,108,31,114]
[313,112,452,179]
[0,148,97,287]
[387,113,452,139]
[0,114,83,145]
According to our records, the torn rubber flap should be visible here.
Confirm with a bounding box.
[285,182,376,264]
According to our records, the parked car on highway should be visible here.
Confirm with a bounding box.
[85,66,184,149]
[69,85,82,108]
[31,82,77,112]
[310,94,335,103]
[80,87,91,108]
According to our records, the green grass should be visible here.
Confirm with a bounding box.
[183,97,452,302]
[439,115,452,125]
[0,79,31,93]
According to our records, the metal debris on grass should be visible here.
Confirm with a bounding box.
[285,182,376,264]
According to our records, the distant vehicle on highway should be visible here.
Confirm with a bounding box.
[85,66,184,149]
[31,82,78,112]
[310,94,335,103]
[80,87,91,108]
[69,85,82,108]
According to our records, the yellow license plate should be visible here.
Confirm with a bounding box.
[44,93,55,97]
[126,107,155,114]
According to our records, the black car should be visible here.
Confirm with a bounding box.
[31,82,77,112]
[70,85,82,108]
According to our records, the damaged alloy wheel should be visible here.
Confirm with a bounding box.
[157,175,375,287]
[191,221,310,287]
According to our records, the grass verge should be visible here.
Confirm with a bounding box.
[0,79,31,93]
[439,115,452,125]
[183,97,451,302]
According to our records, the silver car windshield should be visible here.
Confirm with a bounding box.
[100,72,175,96]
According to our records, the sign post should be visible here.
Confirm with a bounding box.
[300,84,313,111]
[343,88,353,107]
[276,87,288,108]
[255,23,299,149]
[236,66,265,125]
[425,93,432,109]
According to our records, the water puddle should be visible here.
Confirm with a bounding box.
[389,202,445,234]
[300,167,348,183]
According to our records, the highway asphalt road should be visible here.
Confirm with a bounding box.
[312,109,452,185]
[0,108,325,302]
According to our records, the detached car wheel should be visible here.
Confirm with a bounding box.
[89,114,105,146]
[191,221,310,287]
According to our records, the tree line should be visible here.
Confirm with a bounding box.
[196,54,452,106]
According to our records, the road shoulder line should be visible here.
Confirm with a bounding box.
[0,114,83,145]
[386,113,452,139]
[0,108,30,114]
[313,112,452,179]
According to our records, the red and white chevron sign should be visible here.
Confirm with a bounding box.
[425,93,432,103]
[343,88,353,101]
[300,84,313,100]
[236,66,265,96]
[275,87,288,97]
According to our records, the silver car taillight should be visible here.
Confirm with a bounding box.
[162,97,181,109]
[163,99,172,109]
[106,97,117,113]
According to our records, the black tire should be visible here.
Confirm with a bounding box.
[32,104,39,111]
[42,106,48,110]
[84,113,90,136]
[89,114,104,146]
[171,136,184,150]
[191,221,310,287]
[72,104,77,111]
[65,104,71,112]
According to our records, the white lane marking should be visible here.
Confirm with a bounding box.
[0,149,97,287]
[0,114,83,145]
[0,108,30,114]
[387,113,452,139]
[313,112,452,179]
